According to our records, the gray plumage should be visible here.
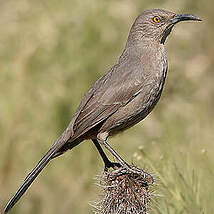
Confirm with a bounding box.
[4,8,201,213]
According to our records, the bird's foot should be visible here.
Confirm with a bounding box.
[104,161,122,171]
[104,160,154,186]
[125,165,154,186]
[110,163,154,186]
[104,160,154,188]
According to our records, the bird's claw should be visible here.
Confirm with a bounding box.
[104,162,122,171]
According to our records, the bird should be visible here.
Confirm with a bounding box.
[4,8,201,213]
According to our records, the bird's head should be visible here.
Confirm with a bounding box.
[128,9,201,45]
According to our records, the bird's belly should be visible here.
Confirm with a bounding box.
[101,76,166,137]
[113,91,162,135]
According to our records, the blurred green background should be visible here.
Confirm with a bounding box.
[0,0,213,213]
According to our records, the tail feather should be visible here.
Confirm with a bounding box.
[4,130,72,214]
[4,148,54,213]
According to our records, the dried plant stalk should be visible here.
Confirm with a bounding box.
[93,165,154,214]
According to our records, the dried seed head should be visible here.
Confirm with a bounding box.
[93,165,154,214]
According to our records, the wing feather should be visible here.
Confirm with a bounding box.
[70,60,146,140]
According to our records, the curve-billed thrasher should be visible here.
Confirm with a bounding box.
[4,8,201,213]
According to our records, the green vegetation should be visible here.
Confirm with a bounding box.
[0,0,213,213]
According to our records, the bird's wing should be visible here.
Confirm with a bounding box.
[70,60,147,140]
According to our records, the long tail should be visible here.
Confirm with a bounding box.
[4,129,72,214]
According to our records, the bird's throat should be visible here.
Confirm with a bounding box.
[161,25,173,44]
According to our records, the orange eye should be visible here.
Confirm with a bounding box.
[153,16,160,23]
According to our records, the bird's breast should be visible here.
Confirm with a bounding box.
[136,44,168,116]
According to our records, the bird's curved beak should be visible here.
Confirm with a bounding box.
[171,14,202,24]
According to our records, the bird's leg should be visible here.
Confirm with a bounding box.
[94,139,154,186]
[96,139,154,181]
[92,139,121,171]
[96,139,130,169]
